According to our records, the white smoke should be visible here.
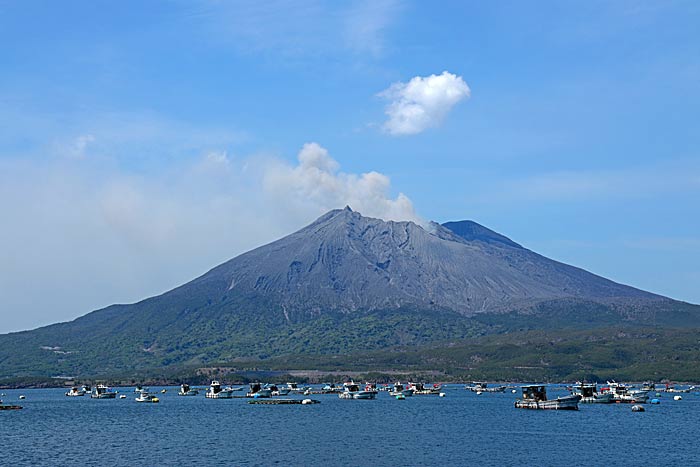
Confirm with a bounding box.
[263,142,421,224]
[379,71,471,135]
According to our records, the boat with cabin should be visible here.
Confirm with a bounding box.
[465,382,506,393]
[135,391,160,403]
[408,382,442,395]
[178,383,199,396]
[388,382,414,397]
[339,382,377,400]
[514,385,580,410]
[90,384,117,399]
[65,386,86,397]
[571,382,613,403]
[247,383,272,398]
[603,381,648,403]
[205,381,234,399]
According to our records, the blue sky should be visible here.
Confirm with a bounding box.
[1,0,699,332]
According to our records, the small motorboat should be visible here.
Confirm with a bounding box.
[603,381,648,403]
[514,385,580,410]
[65,386,86,397]
[388,382,413,397]
[572,382,613,404]
[91,384,117,399]
[205,381,234,399]
[246,383,272,398]
[135,391,160,403]
[465,382,506,393]
[178,383,199,396]
[338,382,376,400]
[408,382,442,395]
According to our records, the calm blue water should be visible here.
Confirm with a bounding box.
[1,385,699,466]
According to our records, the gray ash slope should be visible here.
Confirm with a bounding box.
[201,206,659,318]
[1,207,696,377]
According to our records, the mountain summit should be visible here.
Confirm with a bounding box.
[0,208,694,377]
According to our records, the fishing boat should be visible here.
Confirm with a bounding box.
[603,381,648,403]
[265,384,290,396]
[246,383,272,398]
[338,382,377,400]
[388,382,414,397]
[90,384,117,399]
[178,383,199,396]
[571,382,613,404]
[514,385,580,410]
[135,391,160,403]
[65,386,86,397]
[205,381,234,399]
[465,382,506,393]
[408,382,442,395]
[663,383,696,393]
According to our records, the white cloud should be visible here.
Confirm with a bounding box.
[0,141,420,333]
[379,71,471,135]
[263,142,421,224]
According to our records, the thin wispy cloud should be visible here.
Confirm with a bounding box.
[379,71,471,135]
[186,0,402,59]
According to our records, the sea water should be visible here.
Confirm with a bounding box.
[1,385,698,466]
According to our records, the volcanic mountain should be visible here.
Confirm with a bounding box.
[1,207,697,378]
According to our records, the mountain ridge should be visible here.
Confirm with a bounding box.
[0,207,696,379]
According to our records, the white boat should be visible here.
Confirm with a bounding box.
[603,381,648,403]
[388,382,414,397]
[90,384,117,399]
[205,381,234,399]
[178,383,199,396]
[265,384,290,396]
[338,382,376,400]
[65,386,85,397]
[246,383,272,398]
[514,385,580,410]
[408,382,442,395]
[135,391,160,403]
[465,382,506,393]
[571,382,613,404]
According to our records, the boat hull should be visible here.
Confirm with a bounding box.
[206,390,233,399]
[515,395,580,410]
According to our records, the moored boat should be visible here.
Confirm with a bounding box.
[388,382,414,397]
[572,382,613,404]
[247,383,272,398]
[603,381,648,403]
[178,383,199,396]
[65,386,86,397]
[339,382,376,400]
[205,381,234,399]
[465,382,506,393]
[514,385,580,410]
[90,384,117,399]
[135,391,160,403]
[408,382,442,395]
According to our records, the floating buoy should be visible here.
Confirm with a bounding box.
[161,389,167,394]
[395,394,406,400]
[476,391,482,395]
[439,392,446,397]
[655,392,661,397]
[650,399,660,404]
[632,405,645,412]
[301,398,313,405]
[511,389,517,394]
[304,389,311,395]
[152,397,160,403]
[674,395,682,401]
[119,395,127,399]
[19,395,25,400]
